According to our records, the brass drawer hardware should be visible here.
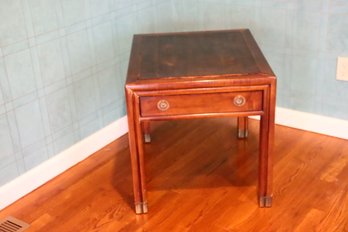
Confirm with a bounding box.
[233,95,246,106]
[157,100,170,111]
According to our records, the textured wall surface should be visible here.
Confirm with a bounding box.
[0,0,150,185]
[160,0,348,120]
[1,0,348,186]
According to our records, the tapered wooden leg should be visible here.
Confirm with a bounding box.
[125,89,144,214]
[134,122,148,214]
[258,115,273,207]
[134,96,148,214]
[237,117,248,139]
[258,82,276,208]
[143,121,151,143]
[126,89,149,214]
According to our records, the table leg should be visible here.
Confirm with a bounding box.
[237,117,248,139]
[126,89,148,214]
[134,118,148,213]
[258,84,276,208]
[143,121,151,143]
[259,115,273,207]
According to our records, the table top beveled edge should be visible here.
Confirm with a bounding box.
[125,74,276,92]
[125,29,276,92]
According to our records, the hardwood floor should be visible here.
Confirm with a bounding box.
[1,118,348,231]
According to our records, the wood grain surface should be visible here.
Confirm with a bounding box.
[1,118,348,231]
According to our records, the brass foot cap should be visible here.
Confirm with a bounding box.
[144,134,151,143]
[135,202,148,214]
[259,196,272,208]
[237,129,248,139]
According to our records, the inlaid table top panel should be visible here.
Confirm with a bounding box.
[126,29,274,86]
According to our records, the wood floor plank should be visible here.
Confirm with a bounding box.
[1,118,348,231]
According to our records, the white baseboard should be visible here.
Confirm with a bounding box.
[275,107,348,140]
[0,116,128,211]
[250,107,348,140]
[1,107,347,210]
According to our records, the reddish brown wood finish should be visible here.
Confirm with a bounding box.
[140,91,262,117]
[125,29,276,214]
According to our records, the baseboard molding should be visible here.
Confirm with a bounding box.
[275,107,348,140]
[250,107,348,140]
[1,107,347,210]
[0,116,128,211]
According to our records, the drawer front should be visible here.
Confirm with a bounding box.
[140,91,263,117]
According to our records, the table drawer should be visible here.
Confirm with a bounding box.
[140,91,263,117]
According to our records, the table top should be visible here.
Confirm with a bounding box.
[126,29,275,89]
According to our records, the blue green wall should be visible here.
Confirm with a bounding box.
[0,0,347,186]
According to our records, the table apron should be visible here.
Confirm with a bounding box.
[134,85,269,97]
[138,111,264,121]
[133,85,270,121]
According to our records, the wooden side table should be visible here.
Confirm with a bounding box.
[125,29,276,214]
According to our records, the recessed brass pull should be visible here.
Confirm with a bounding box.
[233,95,246,106]
[157,99,170,111]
